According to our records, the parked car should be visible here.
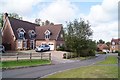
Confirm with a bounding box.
[0,45,5,53]
[35,44,50,52]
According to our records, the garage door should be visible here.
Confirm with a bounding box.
[49,43,54,50]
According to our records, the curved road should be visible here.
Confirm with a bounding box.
[2,54,106,79]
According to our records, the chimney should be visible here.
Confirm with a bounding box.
[3,13,8,21]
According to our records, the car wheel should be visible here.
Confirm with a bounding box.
[48,48,50,51]
[2,50,5,53]
[41,49,43,52]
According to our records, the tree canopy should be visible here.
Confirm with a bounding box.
[0,13,22,28]
[64,19,96,56]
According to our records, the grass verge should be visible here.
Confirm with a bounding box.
[2,59,51,69]
[97,55,118,64]
[46,55,118,78]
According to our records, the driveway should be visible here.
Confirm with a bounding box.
[2,54,106,79]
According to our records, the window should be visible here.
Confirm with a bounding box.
[17,28,25,39]
[60,34,63,38]
[19,31,24,38]
[112,46,115,49]
[60,43,63,46]
[44,30,51,39]
[45,34,50,39]
[112,42,115,45]
[29,30,36,39]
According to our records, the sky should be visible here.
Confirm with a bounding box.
[0,0,119,42]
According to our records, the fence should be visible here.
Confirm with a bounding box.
[1,52,51,61]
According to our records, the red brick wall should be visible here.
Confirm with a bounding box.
[2,17,16,50]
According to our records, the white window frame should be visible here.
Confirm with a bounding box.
[44,30,51,39]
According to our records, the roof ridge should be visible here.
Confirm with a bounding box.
[8,17,39,26]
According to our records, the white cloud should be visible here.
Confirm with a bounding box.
[0,0,42,15]
[82,0,119,42]
[37,0,78,24]
[0,0,119,42]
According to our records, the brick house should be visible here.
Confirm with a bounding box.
[2,13,64,51]
[110,38,120,52]
[35,24,64,50]
[97,44,109,52]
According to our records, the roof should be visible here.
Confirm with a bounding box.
[111,38,120,44]
[97,44,108,50]
[35,24,62,40]
[8,17,39,39]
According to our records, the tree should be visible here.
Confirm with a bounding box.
[0,13,3,28]
[106,42,111,50]
[45,20,50,25]
[65,19,96,57]
[35,18,41,26]
[0,13,22,28]
[97,39,105,44]
[8,13,22,20]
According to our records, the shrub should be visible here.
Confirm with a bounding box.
[63,53,67,59]
[97,52,106,54]
[56,46,65,51]
[118,51,120,56]
[63,53,78,59]
[115,51,119,53]
[89,50,95,56]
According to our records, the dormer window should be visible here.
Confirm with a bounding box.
[44,30,51,39]
[17,28,25,39]
[112,41,115,45]
[28,30,36,39]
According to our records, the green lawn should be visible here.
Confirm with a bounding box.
[46,55,118,78]
[97,56,118,64]
[2,59,51,69]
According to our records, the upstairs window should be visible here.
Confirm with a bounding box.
[112,42,115,45]
[44,30,51,39]
[28,30,36,39]
[17,28,25,39]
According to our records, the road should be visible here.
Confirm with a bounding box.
[2,54,106,79]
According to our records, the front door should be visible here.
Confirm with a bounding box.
[23,40,27,49]
[30,40,35,49]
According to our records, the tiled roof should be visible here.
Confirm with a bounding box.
[8,17,39,39]
[97,44,108,50]
[35,24,62,40]
[111,38,120,44]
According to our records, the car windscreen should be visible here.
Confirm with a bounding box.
[0,45,3,48]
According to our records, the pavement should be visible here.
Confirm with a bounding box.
[2,54,107,79]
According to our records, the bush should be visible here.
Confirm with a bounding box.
[56,46,65,51]
[79,50,89,57]
[63,53,67,59]
[118,51,120,56]
[97,52,106,54]
[115,51,119,53]
[63,53,78,59]
[89,50,95,56]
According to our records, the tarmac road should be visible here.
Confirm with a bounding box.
[2,54,106,79]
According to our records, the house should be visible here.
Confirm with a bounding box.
[97,44,109,52]
[2,13,64,51]
[2,13,38,50]
[110,38,120,52]
[35,24,64,50]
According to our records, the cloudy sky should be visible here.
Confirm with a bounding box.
[0,0,119,42]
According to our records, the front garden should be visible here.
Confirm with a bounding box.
[45,55,118,78]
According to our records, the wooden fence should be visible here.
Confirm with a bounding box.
[1,52,51,61]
